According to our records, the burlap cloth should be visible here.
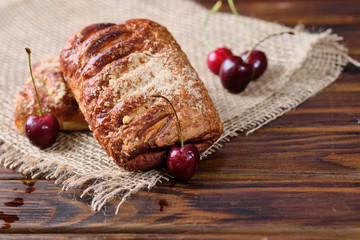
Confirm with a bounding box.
[0,0,351,213]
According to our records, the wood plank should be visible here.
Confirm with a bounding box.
[198,0,360,57]
[206,133,360,175]
[0,167,29,180]
[2,233,359,240]
[1,126,360,183]
[0,234,268,240]
[0,179,359,237]
[197,0,360,27]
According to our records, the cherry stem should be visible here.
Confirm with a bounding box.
[25,48,43,117]
[201,0,222,51]
[244,31,294,62]
[152,95,184,147]
[227,0,253,47]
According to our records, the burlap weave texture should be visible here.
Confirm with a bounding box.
[0,0,349,213]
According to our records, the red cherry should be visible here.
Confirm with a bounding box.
[241,50,267,80]
[207,47,233,75]
[219,55,253,93]
[25,115,59,149]
[24,48,60,149]
[152,95,201,181]
[167,144,200,181]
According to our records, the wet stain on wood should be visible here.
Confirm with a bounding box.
[0,211,19,229]
[159,199,169,212]
[4,198,24,207]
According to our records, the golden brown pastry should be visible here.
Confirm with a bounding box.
[14,56,88,132]
[60,19,223,171]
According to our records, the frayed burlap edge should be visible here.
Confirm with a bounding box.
[0,142,168,214]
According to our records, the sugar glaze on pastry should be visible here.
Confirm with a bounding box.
[15,56,88,132]
[60,19,223,171]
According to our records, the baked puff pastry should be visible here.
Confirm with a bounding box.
[14,56,88,132]
[60,19,223,171]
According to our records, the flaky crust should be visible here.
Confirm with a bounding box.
[14,56,88,132]
[60,19,223,171]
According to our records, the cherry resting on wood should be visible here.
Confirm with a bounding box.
[167,144,200,181]
[152,95,200,181]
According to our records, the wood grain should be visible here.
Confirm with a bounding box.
[1,0,360,239]
[197,0,360,27]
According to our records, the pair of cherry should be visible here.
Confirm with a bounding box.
[207,31,294,93]
[207,47,267,93]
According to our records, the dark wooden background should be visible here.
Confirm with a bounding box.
[1,0,360,239]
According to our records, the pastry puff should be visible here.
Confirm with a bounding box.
[14,56,88,132]
[60,19,223,171]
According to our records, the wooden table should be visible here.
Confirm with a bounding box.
[1,0,360,239]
